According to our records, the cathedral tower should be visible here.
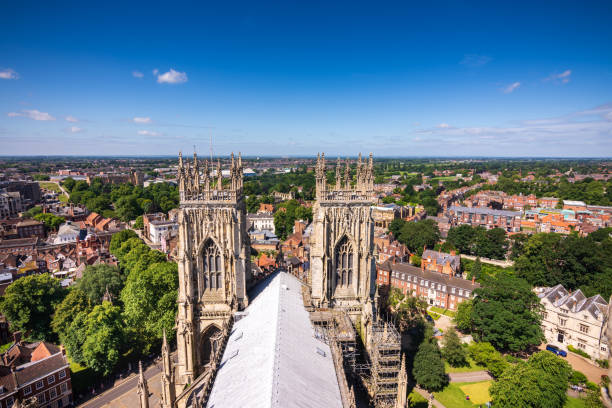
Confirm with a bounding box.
[174,152,251,389]
[310,153,376,321]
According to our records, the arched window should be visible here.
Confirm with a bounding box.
[202,240,222,291]
[335,236,354,288]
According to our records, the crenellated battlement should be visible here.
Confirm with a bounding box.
[177,152,244,203]
[315,152,375,203]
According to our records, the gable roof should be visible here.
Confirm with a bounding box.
[539,284,608,319]
[206,273,342,408]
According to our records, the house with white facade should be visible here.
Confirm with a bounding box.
[148,219,178,245]
[537,284,609,360]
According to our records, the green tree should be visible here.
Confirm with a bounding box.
[446,224,477,254]
[470,258,482,281]
[120,262,178,352]
[51,288,90,339]
[397,219,440,255]
[472,273,544,352]
[468,341,508,378]
[0,274,66,340]
[33,213,65,231]
[76,264,124,305]
[527,351,572,402]
[82,302,126,376]
[109,229,139,255]
[441,328,468,367]
[490,361,567,408]
[63,311,88,364]
[454,300,473,333]
[133,215,144,230]
[388,218,406,237]
[412,341,448,391]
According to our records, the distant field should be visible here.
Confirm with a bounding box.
[39,181,68,202]
[431,176,457,181]
[38,181,61,192]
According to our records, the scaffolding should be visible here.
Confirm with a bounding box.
[310,309,403,408]
[367,321,401,407]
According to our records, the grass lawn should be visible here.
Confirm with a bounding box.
[564,396,586,408]
[38,181,61,192]
[407,390,428,408]
[459,381,492,404]
[444,357,487,373]
[428,311,441,320]
[430,306,457,318]
[0,342,13,353]
[434,381,492,408]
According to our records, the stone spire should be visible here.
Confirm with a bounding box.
[344,159,351,190]
[203,159,210,190]
[193,152,200,193]
[216,160,223,191]
[101,285,113,304]
[160,329,176,408]
[395,353,408,408]
[137,361,149,408]
[335,157,342,189]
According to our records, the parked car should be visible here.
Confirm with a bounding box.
[546,344,567,357]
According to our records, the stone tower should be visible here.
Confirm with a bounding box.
[174,152,251,389]
[160,329,175,408]
[309,153,376,324]
[137,361,149,408]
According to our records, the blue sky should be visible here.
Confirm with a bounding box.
[1,1,611,157]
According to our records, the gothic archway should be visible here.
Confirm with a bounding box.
[202,239,223,292]
[200,324,222,366]
[335,235,354,289]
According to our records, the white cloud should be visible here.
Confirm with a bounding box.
[132,70,144,78]
[138,130,160,136]
[133,117,152,124]
[437,123,450,128]
[460,54,492,67]
[65,115,78,123]
[545,69,572,84]
[157,68,188,84]
[0,68,19,80]
[503,82,521,94]
[153,68,159,75]
[7,109,55,121]
[69,126,82,133]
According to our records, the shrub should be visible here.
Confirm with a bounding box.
[504,354,521,364]
[567,344,591,359]
[569,370,588,385]
[596,358,609,369]
[585,381,599,392]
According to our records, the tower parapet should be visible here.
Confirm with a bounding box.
[315,153,375,203]
[177,152,244,203]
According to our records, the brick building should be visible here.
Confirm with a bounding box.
[16,220,45,240]
[421,249,460,276]
[0,339,72,408]
[377,261,479,311]
[447,206,521,232]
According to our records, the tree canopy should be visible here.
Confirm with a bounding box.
[395,219,440,256]
[471,273,544,352]
[446,225,508,260]
[412,341,448,391]
[76,264,124,305]
[514,230,612,299]
[490,351,572,408]
[0,274,66,341]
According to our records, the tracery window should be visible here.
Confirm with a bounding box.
[202,240,222,290]
[335,237,354,288]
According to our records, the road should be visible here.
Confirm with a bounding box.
[77,361,162,408]
[449,371,492,383]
